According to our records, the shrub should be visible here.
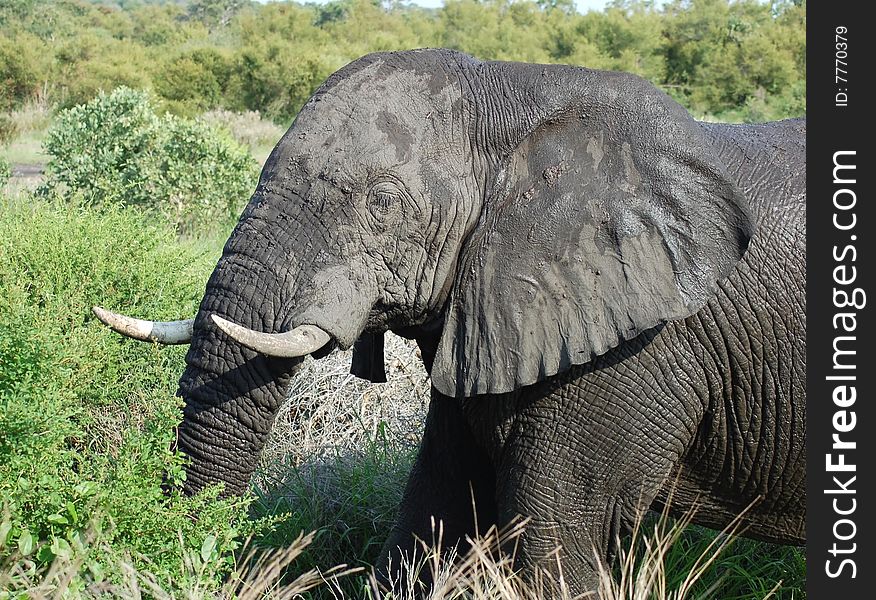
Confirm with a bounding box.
[51,34,154,111]
[153,49,233,117]
[227,43,335,123]
[0,196,247,593]
[0,32,47,111]
[38,87,258,233]
[0,156,9,186]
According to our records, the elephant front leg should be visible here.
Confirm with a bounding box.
[376,390,497,592]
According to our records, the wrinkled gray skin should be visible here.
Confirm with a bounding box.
[174,49,805,593]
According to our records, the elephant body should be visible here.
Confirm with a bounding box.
[388,118,805,590]
[667,120,805,541]
[96,49,806,594]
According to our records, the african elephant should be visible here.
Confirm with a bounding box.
[94,49,806,593]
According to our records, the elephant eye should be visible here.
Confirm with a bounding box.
[367,183,401,219]
[374,191,394,208]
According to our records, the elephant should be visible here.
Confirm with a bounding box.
[94,48,806,593]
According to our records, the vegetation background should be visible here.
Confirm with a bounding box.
[1,0,805,597]
[1,0,805,125]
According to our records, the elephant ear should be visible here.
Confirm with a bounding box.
[431,71,753,398]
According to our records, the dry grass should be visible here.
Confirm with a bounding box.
[364,505,779,600]
[0,96,52,165]
[368,518,578,600]
[9,95,53,137]
[200,109,286,164]
[595,502,783,600]
[258,332,430,487]
[2,506,767,600]
[0,530,359,599]
[248,332,430,585]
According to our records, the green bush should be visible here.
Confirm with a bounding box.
[0,32,47,111]
[227,42,336,123]
[38,87,259,233]
[0,0,805,123]
[51,33,153,111]
[0,156,9,187]
[0,196,247,593]
[154,48,234,117]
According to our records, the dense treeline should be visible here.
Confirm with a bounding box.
[1,0,805,124]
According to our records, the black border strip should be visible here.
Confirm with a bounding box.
[806,2,873,596]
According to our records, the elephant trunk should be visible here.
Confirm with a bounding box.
[174,267,302,496]
[174,232,375,496]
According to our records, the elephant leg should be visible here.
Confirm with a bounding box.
[495,461,654,593]
[491,383,699,595]
[376,390,497,591]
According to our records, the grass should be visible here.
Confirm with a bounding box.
[603,505,803,600]
[1,174,41,200]
[200,109,286,167]
[1,530,358,599]
[0,192,804,598]
[1,502,802,599]
[1,132,46,165]
[248,332,429,595]
[0,98,52,165]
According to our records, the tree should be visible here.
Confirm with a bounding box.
[187,0,245,29]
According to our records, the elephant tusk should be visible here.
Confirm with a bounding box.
[211,315,331,358]
[92,306,194,344]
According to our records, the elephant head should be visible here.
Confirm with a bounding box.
[95,49,752,496]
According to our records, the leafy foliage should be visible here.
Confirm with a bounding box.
[0,156,9,186]
[662,0,806,120]
[153,47,234,117]
[0,197,248,592]
[38,87,258,233]
[0,31,47,112]
[0,0,805,124]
